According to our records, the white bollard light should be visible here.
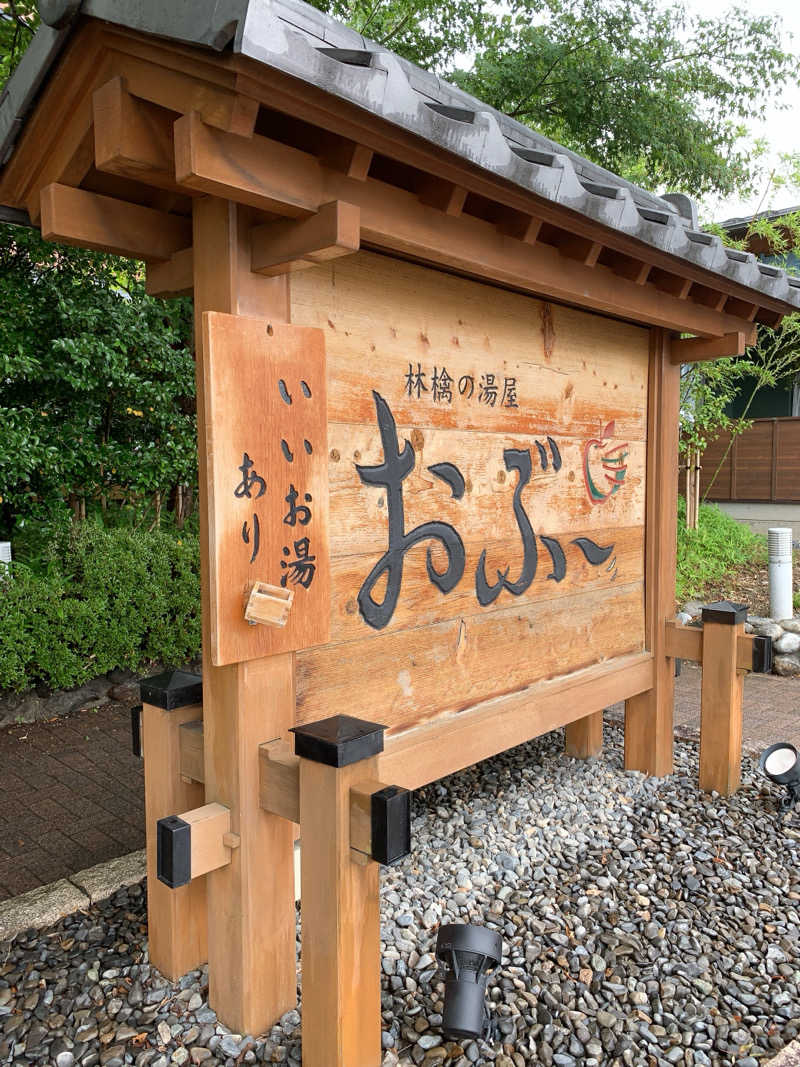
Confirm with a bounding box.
[768,528,793,622]
[0,542,11,571]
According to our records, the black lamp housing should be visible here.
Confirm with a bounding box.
[759,742,800,809]
[435,923,502,1040]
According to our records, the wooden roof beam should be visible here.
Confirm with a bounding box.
[417,177,468,216]
[724,296,759,321]
[670,330,750,365]
[650,268,692,300]
[557,234,603,267]
[601,250,651,286]
[40,182,191,261]
[170,116,758,338]
[251,201,360,275]
[689,282,728,312]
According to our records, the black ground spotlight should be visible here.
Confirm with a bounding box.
[435,924,502,1040]
[760,742,800,810]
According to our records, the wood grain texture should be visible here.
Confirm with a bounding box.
[193,198,296,1035]
[699,620,745,796]
[564,710,604,759]
[202,312,330,665]
[287,254,647,733]
[180,802,232,879]
[624,330,679,777]
[300,755,382,1067]
[297,581,645,733]
[378,651,653,789]
[40,183,191,261]
[142,701,207,979]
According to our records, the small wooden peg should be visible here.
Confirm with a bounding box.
[244,582,294,627]
[223,832,241,850]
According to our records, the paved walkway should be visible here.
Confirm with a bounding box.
[0,704,143,901]
[0,666,797,902]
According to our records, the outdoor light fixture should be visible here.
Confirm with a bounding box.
[435,924,502,1040]
[760,742,800,810]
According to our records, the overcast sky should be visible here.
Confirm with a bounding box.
[689,0,800,224]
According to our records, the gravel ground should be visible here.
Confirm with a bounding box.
[0,722,798,1067]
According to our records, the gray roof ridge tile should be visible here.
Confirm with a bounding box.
[0,0,796,310]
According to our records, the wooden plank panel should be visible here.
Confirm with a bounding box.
[291,254,649,440]
[326,424,645,559]
[296,581,644,733]
[699,433,732,501]
[202,312,330,666]
[775,419,800,501]
[329,525,643,641]
[734,422,773,500]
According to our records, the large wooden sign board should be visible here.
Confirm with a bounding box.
[205,252,647,726]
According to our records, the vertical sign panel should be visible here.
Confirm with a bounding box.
[202,312,329,666]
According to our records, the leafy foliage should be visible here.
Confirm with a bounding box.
[676,497,764,605]
[0,223,196,540]
[0,0,36,87]
[0,523,200,692]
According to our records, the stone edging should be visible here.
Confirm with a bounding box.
[0,849,145,942]
[768,1041,800,1066]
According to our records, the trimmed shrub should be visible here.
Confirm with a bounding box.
[0,524,200,692]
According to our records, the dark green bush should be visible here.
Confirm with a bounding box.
[0,524,200,692]
[676,496,765,604]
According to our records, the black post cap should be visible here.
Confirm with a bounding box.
[290,715,386,767]
[371,785,412,866]
[701,601,748,626]
[157,815,191,889]
[130,704,143,759]
[139,669,202,711]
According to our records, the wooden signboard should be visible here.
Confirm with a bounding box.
[205,250,647,718]
[202,314,329,665]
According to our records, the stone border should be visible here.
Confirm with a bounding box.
[768,1041,800,1066]
[0,849,145,942]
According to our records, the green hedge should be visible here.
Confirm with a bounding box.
[0,524,200,692]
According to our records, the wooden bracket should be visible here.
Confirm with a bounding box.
[179,719,204,783]
[40,183,192,261]
[259,740,300,824]
[146,247,194,298]
[244,582,294,627]
[250,200,360,276]
[664,619,772,672]
[670,330,749,364]
[156,802,232,889]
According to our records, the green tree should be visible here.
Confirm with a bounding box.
[0,223,196,542]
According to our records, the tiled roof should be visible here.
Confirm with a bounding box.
[2,0,799,309]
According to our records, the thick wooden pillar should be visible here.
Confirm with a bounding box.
[141,671,206,978]
[295,717,383,1067]
[699,604,746,795]
[624,328,678,776]
[565,710,603,758]
[193,197,297,1033]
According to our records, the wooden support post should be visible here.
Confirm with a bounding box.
[193,196,297,1034]
[293,716,386,1067]
[699,602,747,795]
[139,670,207,979]
[564,711,603,758]
[624,329,679,777]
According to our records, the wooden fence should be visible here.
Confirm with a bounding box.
[699,417,800,503]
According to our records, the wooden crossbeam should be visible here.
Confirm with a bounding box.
[94,76,185,194]
[171,117,758,339]
[259,740,300,824]
[175,110,320,217]
[182,653,654,794]
[664,619,766,672]
[251,200,361,275]
[417,177,468,216]
[558,235,603,267]
[146,247,194,297]
[603,250,651,286]
[670,330,748,364]
[40,183,192,261]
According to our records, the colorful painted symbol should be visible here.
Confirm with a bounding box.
[583,421,629,504]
